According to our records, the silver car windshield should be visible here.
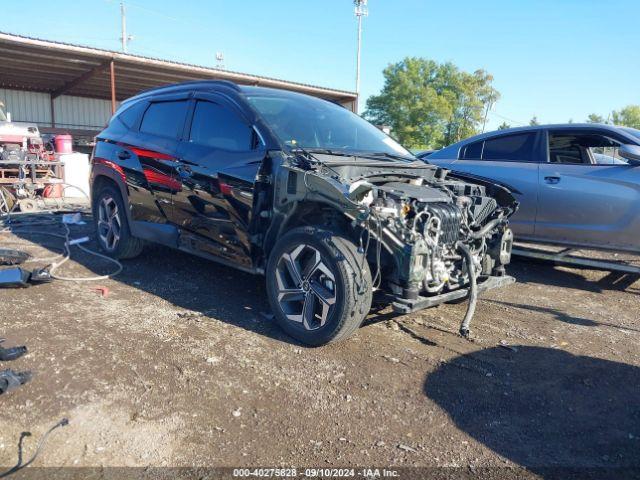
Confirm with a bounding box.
[245,92,412,160]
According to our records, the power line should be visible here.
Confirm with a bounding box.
[486,110,527,126]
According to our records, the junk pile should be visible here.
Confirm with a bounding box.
[0,212,122,288]
[0,339,30,396]
[0,101,89,214]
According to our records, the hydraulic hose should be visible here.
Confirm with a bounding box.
[457,242,478,338]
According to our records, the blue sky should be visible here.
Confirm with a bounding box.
[3,0,639,129]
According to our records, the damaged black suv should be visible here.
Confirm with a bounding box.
[90,81,517,346]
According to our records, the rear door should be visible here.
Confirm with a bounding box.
[438,131,543,235]
[536,128,640,250]
[170,92,265,268]
[124,94,189,223]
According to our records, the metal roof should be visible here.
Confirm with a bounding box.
[0,32,357,104]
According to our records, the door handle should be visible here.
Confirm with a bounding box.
[544,176,561,184]
[117,150,131,160]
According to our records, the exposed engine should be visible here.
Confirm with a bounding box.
[359,175,514,298]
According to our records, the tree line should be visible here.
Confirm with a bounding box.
[364,57,640,148]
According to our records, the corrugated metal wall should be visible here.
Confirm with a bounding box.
[0,88,116,129]
[0,89,51,125]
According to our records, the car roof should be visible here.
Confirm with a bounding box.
[120,80,336,109]
[429,123,637,159]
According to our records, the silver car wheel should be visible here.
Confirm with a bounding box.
[275,244,337,331]
[97,196,122,252]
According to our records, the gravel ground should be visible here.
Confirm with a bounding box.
[0,213,639,478]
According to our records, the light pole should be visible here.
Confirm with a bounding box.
[120,1,133,53]
[354,0,368,110]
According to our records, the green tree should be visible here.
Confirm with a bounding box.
[529,116,540,126]
[611,105,640,129]
[364,57,499,149]
[587,113,605,124]
[497,122,511,130]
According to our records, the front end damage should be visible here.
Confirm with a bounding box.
[268,153,518,337]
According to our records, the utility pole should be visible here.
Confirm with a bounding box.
[354,0,368,111]
[120,1,132,53]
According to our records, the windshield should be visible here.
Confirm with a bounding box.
[245,90,413,160]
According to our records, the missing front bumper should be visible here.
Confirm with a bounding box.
[391,274,516,314]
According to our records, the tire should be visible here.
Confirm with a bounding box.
[266,226,372,346]
[93,185,144,259]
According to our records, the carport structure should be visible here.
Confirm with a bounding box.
[0,32,357,142]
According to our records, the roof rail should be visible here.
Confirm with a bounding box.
[126,79,241,102]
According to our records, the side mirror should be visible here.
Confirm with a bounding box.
[619,144,640,164]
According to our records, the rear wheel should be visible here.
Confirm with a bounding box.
[266,226,372,346]
[93,186,144,259]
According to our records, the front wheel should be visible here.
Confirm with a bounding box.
[266,226,372,346]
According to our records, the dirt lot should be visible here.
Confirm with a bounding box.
[1,213,639,478]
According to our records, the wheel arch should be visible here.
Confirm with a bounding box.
[263,200,355,258]
[91,170,132,225]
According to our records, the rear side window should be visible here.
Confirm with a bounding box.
[460,133,537,162]
[116,101,146,129]
[461,140,483,159]
[188,101,252,151]
[140,100,188,139]
[483,133,536,161]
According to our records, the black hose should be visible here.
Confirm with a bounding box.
[457,243,478,338]
[0,418,69,478]
[469,215,504,239]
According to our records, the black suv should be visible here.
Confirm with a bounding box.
[91,81,517,346]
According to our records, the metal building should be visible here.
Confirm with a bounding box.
[0,32,358,147]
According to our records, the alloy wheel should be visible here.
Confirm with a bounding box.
[275,244,337,331]
[97,195,122,251]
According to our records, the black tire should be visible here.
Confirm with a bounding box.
[266,226,372,346]
[92,185,144,259]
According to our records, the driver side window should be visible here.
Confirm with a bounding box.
[548,132,628,165]
[189,100,255,151]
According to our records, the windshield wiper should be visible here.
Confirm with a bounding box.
[358,152,416,162]
[291,148,355,157]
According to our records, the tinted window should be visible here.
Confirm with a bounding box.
[483,133,536,161]
[189,101,252,151]
[460,141,483,159]
[549,133,627,165]
[116,101,147,129]
[140,100,188,139]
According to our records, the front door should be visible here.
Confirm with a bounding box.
[445,131,542,235]
[536,129,640,250]
[169,94,265,268]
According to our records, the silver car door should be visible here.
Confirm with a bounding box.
[432,132,541,236]
[536,129,640,251]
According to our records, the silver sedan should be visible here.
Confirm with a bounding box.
[424,124,640,253]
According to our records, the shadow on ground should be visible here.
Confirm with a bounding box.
[510,258,640,294]
[424,346,640,477]
[5,213,303,345]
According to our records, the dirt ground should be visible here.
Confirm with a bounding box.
[0,213,639,478]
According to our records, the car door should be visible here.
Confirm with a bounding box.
[170,93,265,268]
[435,131,543,235]
[122,94,189,224]
[536,128,640,250]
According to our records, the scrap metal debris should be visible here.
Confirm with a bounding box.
[0,249,29,266]
[0,340,26,361]
[0,369,31,396]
